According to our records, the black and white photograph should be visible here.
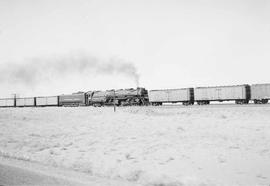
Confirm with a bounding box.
[0,0,270,185]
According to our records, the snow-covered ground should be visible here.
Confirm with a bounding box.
[0,105,270,186]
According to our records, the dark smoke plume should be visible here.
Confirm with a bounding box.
[0,54,140,87]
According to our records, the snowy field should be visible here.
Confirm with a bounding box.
[0,105,270,186]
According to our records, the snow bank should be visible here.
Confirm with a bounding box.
[0,105,270,186]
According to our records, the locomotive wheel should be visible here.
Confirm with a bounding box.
[236,100,249,104]
[262,99,268,104]
[235,100,241,104]
[183,102,192,106]
[197,101,204,105]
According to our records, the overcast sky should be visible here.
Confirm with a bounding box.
[0,0,270,97]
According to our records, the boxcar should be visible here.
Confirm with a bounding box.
[36,96,59,106]
[0,98,15,107]
[194,85,250,105]
[16,97,36,107]
[251,84,270,104]
[59,93,87,106]
[149,88,194,105]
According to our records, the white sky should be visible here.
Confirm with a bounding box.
[0,0,270,97]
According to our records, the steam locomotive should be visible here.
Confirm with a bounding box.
[0,84,270,107]
[88,88,148,107]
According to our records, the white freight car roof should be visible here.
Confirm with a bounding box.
[150,88,192,91]
[195,84,248,88]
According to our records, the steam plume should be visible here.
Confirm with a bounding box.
[0,54,140,88]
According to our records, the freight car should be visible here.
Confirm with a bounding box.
[36,96,59,106]
[194,84,251,105]
[148,88,194,106]
[251,84,270,104]
[16,97,36,107]
[0,98,15,107]
[89,87,148,106]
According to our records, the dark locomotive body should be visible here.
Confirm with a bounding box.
[58,93,88,106]
[89,87,148,107]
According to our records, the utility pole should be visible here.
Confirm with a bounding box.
[11,93,17,107]
[113,89,116,112]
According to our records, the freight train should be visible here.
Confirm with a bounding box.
[0,84,270,107]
